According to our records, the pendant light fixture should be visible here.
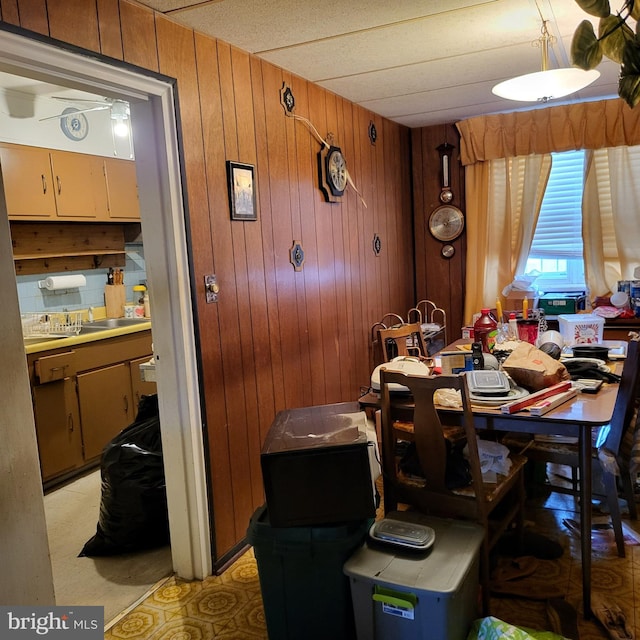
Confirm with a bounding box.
[492,18,600,103]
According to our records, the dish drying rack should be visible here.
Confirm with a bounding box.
[21,312,83,338]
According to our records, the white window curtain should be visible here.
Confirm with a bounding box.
[583,146,640,298]
[463,155,551,322]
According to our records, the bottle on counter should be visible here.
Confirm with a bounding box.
[473,308,498,352]
[143,290,151,319]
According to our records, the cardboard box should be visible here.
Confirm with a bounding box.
[558,313,604,345]
[344,512,483,640]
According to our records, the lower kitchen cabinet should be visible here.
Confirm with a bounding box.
[77,362,135,461]
[28,330,155,486]
[33,378,83,479]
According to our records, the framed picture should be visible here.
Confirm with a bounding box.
[227,161,257,221]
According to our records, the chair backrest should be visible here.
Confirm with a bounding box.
[379,369,488,522]
[377,322,429,362]
[603,337,640,455]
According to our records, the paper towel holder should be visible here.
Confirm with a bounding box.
[38,274,87,292]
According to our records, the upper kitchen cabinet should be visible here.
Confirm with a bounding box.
[50,149,107,219]
[103,157,140,221]
[0,144,57,217]
[0,143,139,221]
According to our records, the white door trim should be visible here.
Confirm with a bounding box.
[0,29,211,580]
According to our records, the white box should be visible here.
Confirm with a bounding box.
[344,513,483,640]
[558,313,605,345]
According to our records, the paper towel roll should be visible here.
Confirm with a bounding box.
[39,275,87,290]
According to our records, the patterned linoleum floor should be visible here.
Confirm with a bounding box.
[105,477,640,640]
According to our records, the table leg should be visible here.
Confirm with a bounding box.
[579,426,592,618]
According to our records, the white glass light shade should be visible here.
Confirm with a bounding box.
[492,68,600,102]
[112,118,129,137]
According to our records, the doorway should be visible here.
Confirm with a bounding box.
[0,28,211,602]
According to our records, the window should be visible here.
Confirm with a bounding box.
[525,150,586,292]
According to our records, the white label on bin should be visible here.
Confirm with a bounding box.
[381,602,415,620]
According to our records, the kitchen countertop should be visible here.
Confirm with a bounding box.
[24,320,152,354]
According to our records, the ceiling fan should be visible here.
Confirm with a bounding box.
[39,96,130,122]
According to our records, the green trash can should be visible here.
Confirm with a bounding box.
[247,505,372,640]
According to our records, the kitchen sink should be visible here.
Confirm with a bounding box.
[79,317,149,333]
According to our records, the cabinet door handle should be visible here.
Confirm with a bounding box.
[41,174,47,194]
[56,175,62,195]
[68,413,74,433]
[123,395,129,414]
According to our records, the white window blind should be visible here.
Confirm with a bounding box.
[528,150,585,259]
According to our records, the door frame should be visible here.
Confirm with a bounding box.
[0,29,211,580]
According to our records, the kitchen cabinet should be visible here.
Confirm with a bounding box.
[0,144,57,217]
[0,143,139,221]
[0,143,107,220]
[78,362,135,460]
[103,157,140,220]
[27,330,155,486]
[50,149,107,219]
[33,378,84,479]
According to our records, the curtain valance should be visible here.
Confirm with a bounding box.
[456,98,640,166]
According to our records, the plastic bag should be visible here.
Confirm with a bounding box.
[79,394,169,557]
[469,616,566,640]
[465,437,512,482]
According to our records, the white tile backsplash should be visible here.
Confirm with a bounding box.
[16,244,146,315]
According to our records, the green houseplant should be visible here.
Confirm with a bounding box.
[572,0,640,106]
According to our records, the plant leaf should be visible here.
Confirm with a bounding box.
[599,14,634,63]
[630,0,640,22]
[619,40,640,107]
[571,20,603,69]
[575,0,611,18]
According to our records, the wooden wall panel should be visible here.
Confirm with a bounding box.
[47,0,100,52]
[412,124,466,340]
[2,3,417,567]
[119,0,158,72]
[16,0,48,34]
[0,0,20,24]
[97,0,123,60]
[193,33,236,557]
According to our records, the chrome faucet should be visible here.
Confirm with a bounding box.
[88,306,94,322]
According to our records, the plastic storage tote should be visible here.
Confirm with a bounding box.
[247,505,372,640]
[344,512,484,640]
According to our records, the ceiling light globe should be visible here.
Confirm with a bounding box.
[492,68,600,102]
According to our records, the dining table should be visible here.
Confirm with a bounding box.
[359,343,622,618]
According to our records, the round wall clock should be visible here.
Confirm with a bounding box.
[325,146,347,196]
[60,107,89,141]
[428,205,464,242]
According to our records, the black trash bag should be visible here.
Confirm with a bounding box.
[79,394,169,557]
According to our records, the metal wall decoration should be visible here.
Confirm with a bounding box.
[280,83,295,114]
[368,121,377,145]
[290,241,305,271]
[372,233,382,256]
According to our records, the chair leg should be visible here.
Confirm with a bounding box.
[619,466,638,520]
[603,470,625,558]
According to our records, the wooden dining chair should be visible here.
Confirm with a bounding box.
[377,322,429,362]
[370,314,406,367]
[379,368,528,615]
[502,337,640,558]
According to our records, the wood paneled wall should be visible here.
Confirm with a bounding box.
[1,0,415,564]
[412,124,466,340]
